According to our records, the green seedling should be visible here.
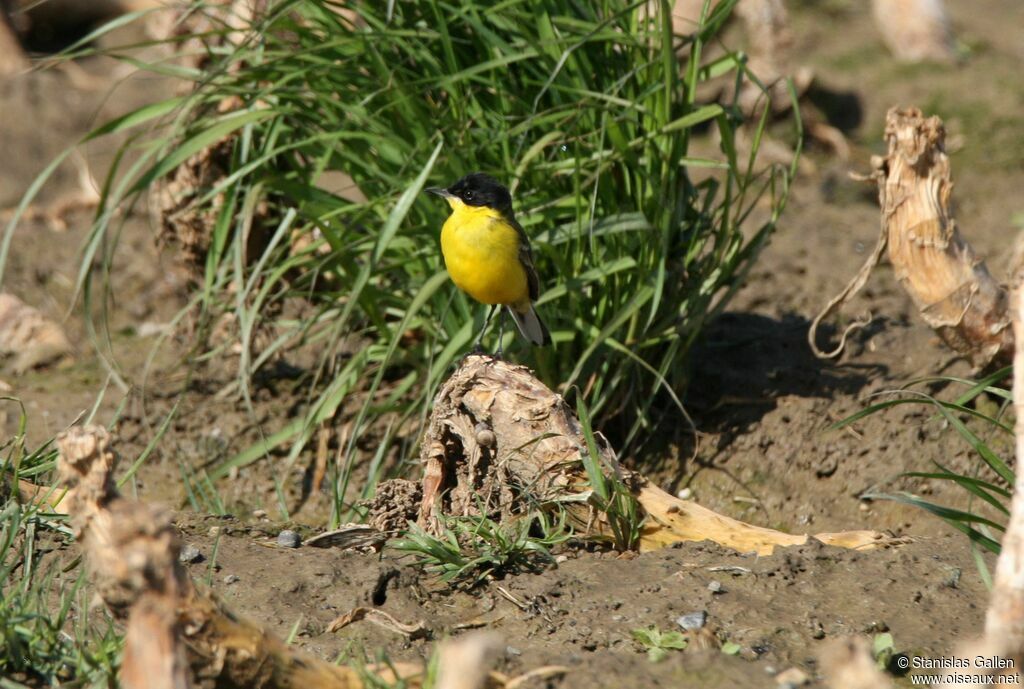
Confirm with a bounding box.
[631,626,688,663]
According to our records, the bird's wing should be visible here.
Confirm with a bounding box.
[509,215,540,302]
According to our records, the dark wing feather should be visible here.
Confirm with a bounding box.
[508,214,540,302]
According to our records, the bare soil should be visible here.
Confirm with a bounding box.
[4,1,1024,686]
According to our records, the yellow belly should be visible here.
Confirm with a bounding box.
[440,209,528,306]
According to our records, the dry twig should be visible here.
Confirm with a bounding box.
[326,606,429,639]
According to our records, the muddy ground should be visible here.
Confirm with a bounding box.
[3,1,1024,686]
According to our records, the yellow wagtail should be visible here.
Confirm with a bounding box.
[427,173,551,352]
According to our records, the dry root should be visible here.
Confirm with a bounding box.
[369,355,889,556]
[810,107,1013,370]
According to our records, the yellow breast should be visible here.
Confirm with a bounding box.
[440,202,528,306]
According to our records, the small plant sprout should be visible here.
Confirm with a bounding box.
[391,510,570,588]
[631,626,688,663]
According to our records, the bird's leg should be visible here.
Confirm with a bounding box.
[495,308,507,358]
[472,304,498,353]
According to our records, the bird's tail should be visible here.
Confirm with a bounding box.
[509,303,551,346]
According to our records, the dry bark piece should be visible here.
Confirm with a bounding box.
[434,632,503,689]
[0,293,72,373]
[500,666,570,689]
[57,426,423,689]
[304,524,386,550]
[368,355,888,556]
[810,107,1013,370]
[939,639,1018,688]
[872,0,956,63]
[327,606,429,639]
[14,479,67,513]
[637,483,888,554]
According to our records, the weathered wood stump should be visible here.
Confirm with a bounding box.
[57,427,421,689]
[811,107,1013,370]
[370,355,888,556]
[872,0,956,63]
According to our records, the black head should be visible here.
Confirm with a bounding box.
[431,173,512,212]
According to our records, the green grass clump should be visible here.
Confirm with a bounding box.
[16,0,797,522]
[577,394,644,550]
[836,367,1012,581]
[392,510,569,587]
[0,405,122,687]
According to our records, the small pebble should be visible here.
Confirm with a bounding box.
[708,580,725,594]
[506,646,522,657]
[277,529,301,548]
[775,667,810,687]
[224,574,240,585]
[474,424,497,448]
[253,509,267,519]
[555,554,569,563]
[179,544,203,564]
[942,567,962,589]
[208,526,221,537]
[677,487,693,500]
[676,611,707,630]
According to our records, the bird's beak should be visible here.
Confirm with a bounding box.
[426,187,453,199]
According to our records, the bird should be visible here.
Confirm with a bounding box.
[427,172,551,353]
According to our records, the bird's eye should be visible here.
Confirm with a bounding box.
[463,190,474,201]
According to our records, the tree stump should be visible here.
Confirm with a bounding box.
[810,107,1013,369]
[872,0,956,63]
[57,426,421,689]
[369,355,889,556]
[985,241,1024,653]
